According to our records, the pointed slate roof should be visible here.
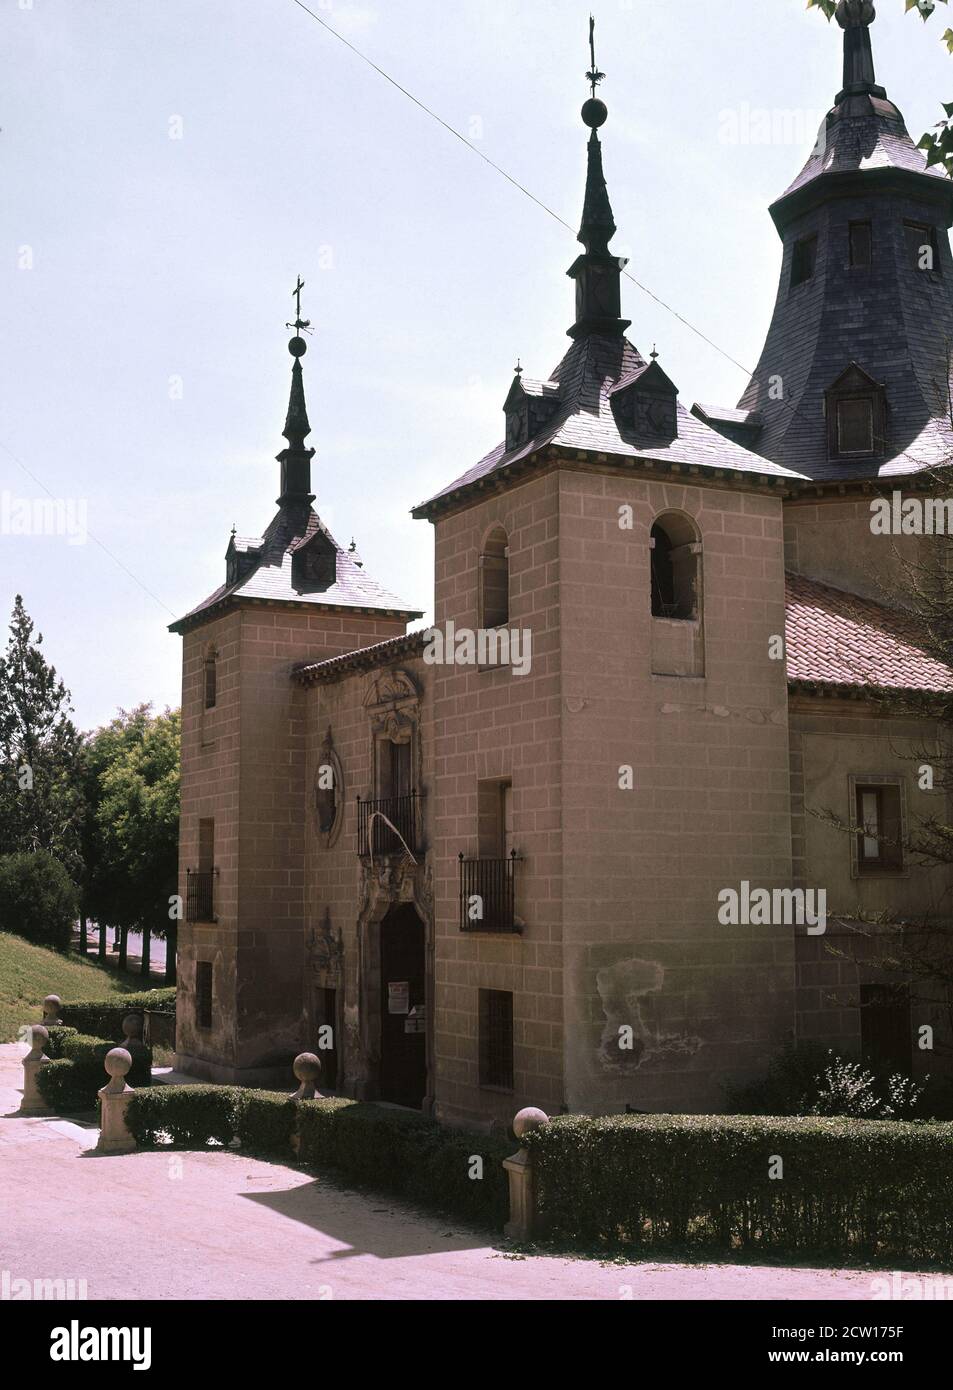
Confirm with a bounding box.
[170,503,420,634]
[170,317,422,635]
[413,334,804,518]
[773,2,950,226]
[728,6,953,484]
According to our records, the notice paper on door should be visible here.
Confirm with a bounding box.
[388,981,410,1015]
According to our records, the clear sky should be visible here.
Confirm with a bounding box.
[2,0,950,731]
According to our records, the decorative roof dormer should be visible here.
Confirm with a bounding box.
[225,530,263,588]
[290,522,338,592]
[824,362,887,460]
[503,364,561,452]
[610,357,678,442]
[566,19,632,341]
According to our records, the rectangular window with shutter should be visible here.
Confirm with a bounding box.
[196,961,213,1030]
[790,233,818,288]
[904,221,940,274]
[837,398,874,455]
[479,989,514,1090]
[849,221,872,268]
[854,781,903,873]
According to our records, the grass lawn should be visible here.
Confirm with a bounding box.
[0,930,147,1042]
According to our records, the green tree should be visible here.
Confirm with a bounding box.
[0,851,78,952]
[82,705,180,981]
[0,595,83,873]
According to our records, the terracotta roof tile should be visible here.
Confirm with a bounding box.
[785,572,953,693]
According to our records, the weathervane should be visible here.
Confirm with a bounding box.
[286,276,313,336]
[586,15,605,99]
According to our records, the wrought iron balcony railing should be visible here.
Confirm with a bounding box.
[357,792,422,857]
[185,868,217,923]
[459,850,521,934]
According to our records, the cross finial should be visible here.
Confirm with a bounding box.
[586,15,605,99]
[286,276,312,336]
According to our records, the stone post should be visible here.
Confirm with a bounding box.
[95,1048,137,1154]
[42,995,62,1026]
[503,1106,549,1241]
[19,1025,51,1115]
[290,1052,324,1101]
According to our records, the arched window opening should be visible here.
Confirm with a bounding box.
[480,527,510,629]
[650,516,698,621]
[204,647,218,710]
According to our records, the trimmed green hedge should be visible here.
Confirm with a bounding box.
[60,988,175,1040]
[35,1032,152,1113]
[123,1086,510,1226]
[126,1086,239,1147]
[297,1100,510,1225]
[44,1025,78,1059]
[236,1091,298,1156]
[523,1113,953,1263]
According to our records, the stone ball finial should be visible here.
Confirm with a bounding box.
[121,1014,143,1043]
[513,1106,550,1142]
[836,0,876,28]
[28,1024,49,1060]
[293,1052,322,1084]
[291,1052,323,1101]
[581,97,608,130]
[104,1047,132,1080]
[42,994,62,1024]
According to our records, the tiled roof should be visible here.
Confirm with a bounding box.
[414,335,804,517]
[785,572,953,694]
[169,505,422,633]
[294,629,427,685]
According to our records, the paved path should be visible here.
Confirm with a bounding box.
[0,1044,924,1301]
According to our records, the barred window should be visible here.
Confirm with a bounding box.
[196,961,213,1030]
[479,989,514,1089]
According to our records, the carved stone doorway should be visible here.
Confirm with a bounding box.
[378,903,427,1109]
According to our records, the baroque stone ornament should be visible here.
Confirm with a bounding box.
[315,725,344,845]
[307,907,343,978]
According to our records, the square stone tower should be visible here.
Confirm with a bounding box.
[169,314,421,1083]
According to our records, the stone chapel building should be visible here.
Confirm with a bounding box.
[171,5,953,1126]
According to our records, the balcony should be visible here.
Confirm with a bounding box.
[459,851,521,934]
[357,792,422,857]
[185,868,217,923]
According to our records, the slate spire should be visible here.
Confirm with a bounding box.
[836,0,883,101]
[566,18,631,340]
[276,278,316,508]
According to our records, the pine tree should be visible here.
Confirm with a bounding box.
[0,595,84,871]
